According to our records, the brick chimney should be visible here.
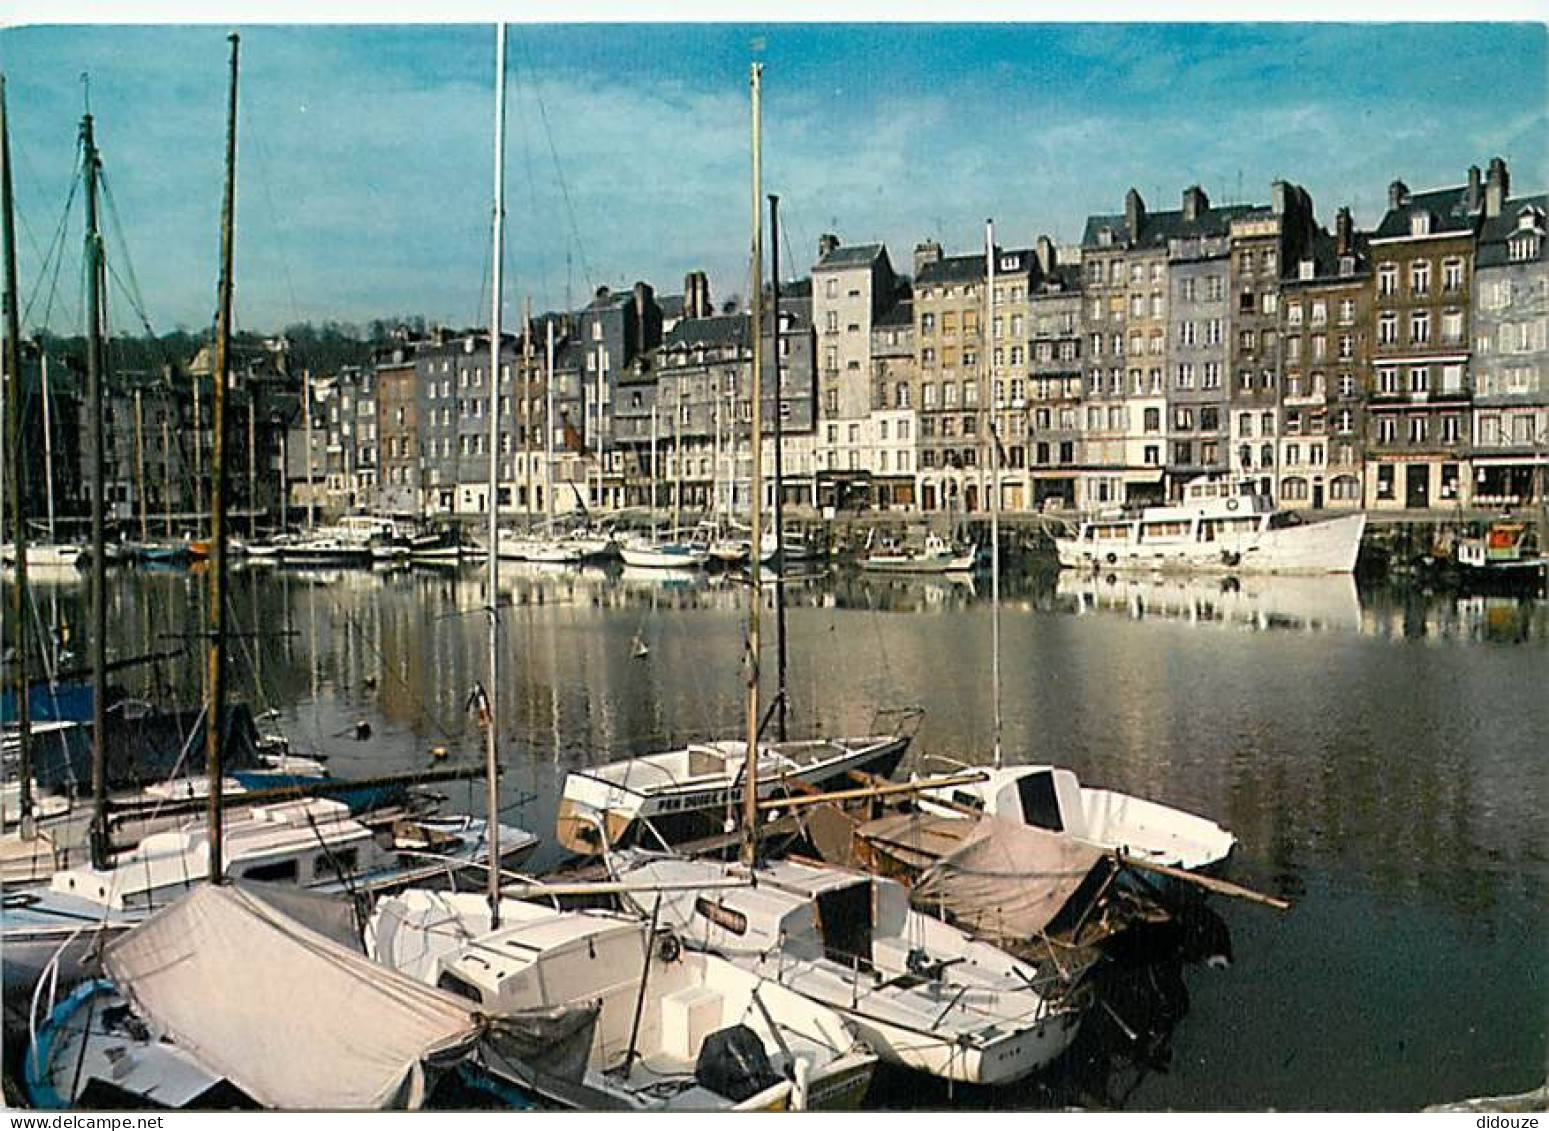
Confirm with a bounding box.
[1485,157,1510,218]
[1034,234,1056,276]
[817,233,840,260]
[1388,179,1410,210]
[1466,165,1483,214]
[913,239,942,276]
[1335,207,1354,257]
[683,271,711,320]
[1124,188,1145,238]
[1182,185,1209,223]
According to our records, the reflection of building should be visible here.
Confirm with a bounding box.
[1471,164,1548,506]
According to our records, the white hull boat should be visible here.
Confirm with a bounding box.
[367,890,877,1110]
[859,533,976,574]
[1056,476,1367,575]
[610,855,1088,1086]
[556,733,912,855]
[917,764,1237,872]
[619,539,710,570]
[1,797,539,999]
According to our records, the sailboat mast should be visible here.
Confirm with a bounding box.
[247,395,257,540]
[741,62,764,870]
[81,110,110,869]
[133,386,148,542]
[1,75,34,833]
[545,317,555,531]
[483,22,508,926]
[985,218,1002,771]
[522,296,532,530]
[301,366,315,533]
[768,193,788,742]
[205,32,240,883]
[40,354,56,541]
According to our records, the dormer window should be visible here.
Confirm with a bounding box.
[1098,227,1114,248]
[1339,256,1356,277]
[999,255,1019,272]
[1299,259,1315,281]
[1516,206,1544,231]
[1410,212,1432,237]
[1509,233,1541,262]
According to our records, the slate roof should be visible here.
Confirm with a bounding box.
[1476,195,1549,269]
[1081,202,1259,250]
[815,243,885,270]
[662,312,750,352]
[875,296,914,328]
[1372,185,1479,241]
[1282,228,1372,287]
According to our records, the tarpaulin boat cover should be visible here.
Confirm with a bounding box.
[103,884,596,1110]
[912,816,1109,944]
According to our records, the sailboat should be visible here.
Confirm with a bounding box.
[360,39,877,1115]
[22,40,567,1113]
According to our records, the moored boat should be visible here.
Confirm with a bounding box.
[858,531,976,574]
[555,731,914,855]
[1056,476,1367,575]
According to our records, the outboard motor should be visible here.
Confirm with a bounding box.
[694,1024,782,1103]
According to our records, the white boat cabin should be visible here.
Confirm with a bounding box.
[921,766,1237,872]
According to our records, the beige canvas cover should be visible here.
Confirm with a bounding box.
[103,883,590,1110]
[912,815,1107,944]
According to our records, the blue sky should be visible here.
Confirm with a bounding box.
[1,22,1544,335]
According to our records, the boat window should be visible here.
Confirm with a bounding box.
[694,897,748,936]
[312,848,359,879]
[950,791,985,811]
[814,882,873,971]
[1016,772,1064,833]
[436,971,485,1006]
[240,859,299,884]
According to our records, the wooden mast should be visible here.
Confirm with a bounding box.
[1,74,34,836]
[768,193,788,741]
[205,32,239,883]
[483,22,508,925]
[81,108,110,869]
[986,219,1001,770]
[740,62,764,870]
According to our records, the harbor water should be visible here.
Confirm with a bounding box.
[6,561,1546,1110]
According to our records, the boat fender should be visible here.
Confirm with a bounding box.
[656,930,682,963]
[354,719,372,741]
[1105,552,1118,565]
[1221,550,1241,568]
[1226,498,1239,512]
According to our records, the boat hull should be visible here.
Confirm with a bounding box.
[555,736,910,855]
[1057,511,1367,575]
[619,545,710,569]
[859,552,975,574]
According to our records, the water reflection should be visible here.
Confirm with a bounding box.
[2,561,1544,1108]
[1056,571,1363,634]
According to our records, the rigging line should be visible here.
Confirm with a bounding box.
[96,171,153,332]
[512,30,595,294]
[19,166,82,331]
[241,109,305,327]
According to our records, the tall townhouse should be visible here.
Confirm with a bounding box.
[1026,237,1084,509]
[653,299,817,515]
[1365,172,1480,509]
[811,238,899,508]
[413,332,509,516]
[1278,209,1372,510]
[1078,189,1184,509]
[1225,182,1318,500]
[869,290,917,508]
[986,245,1037,510]
[913,245,987,512]
[1164,187,1250,493]
[375,339,421,517]
[1471,163,1548,506]
[576,282,663,511]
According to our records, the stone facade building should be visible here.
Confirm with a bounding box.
[1472,168,1548,506]
[1366,174,1480,509]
